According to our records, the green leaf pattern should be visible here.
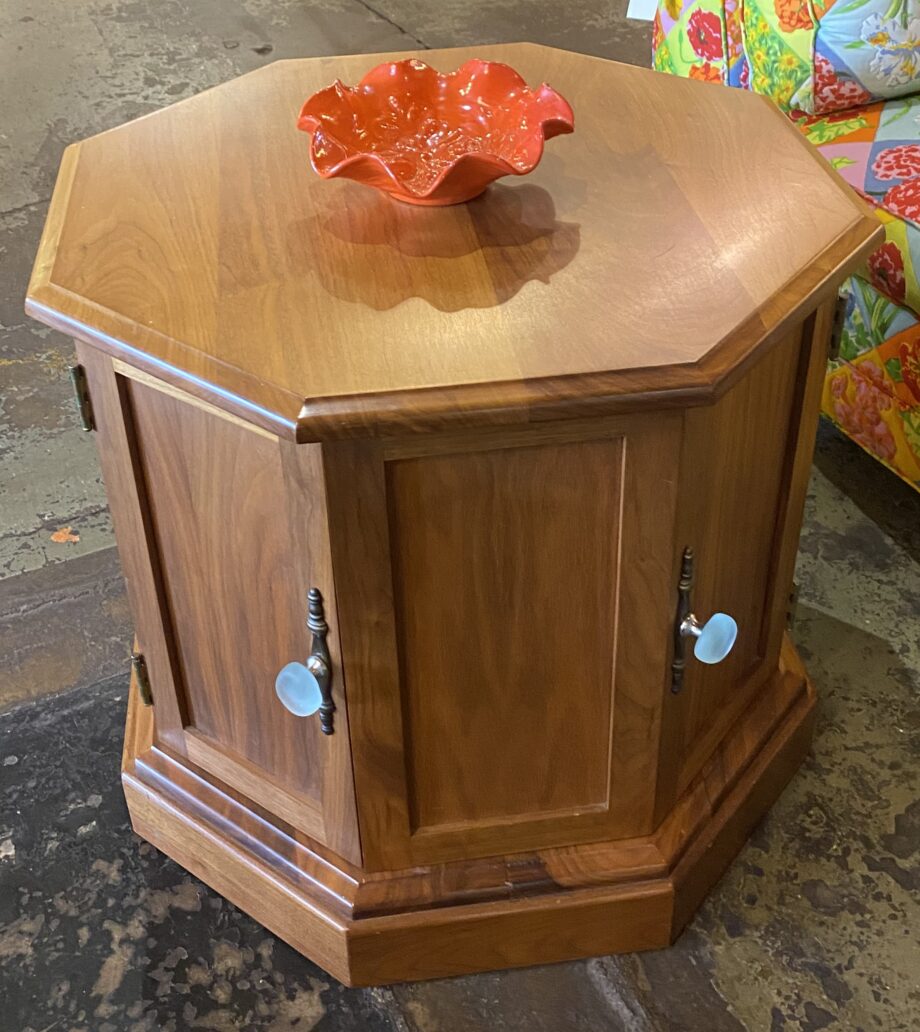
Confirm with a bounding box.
[885,356,905,381]
[901,409,920,454]
[742,0,811,109]
[840,276,907,360]
[800,115,869,144]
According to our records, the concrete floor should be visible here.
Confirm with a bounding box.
[0,1,917,1030]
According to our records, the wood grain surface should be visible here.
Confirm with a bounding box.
[75,342,190,756]
[122,634,814,984]
[324,412,681,870]
[655,297,835,816]
[28,43,882,440]
[85,349,361,861]
[46,39,872,985]
[388,436,624,831]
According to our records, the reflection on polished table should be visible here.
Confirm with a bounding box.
[26,42,882,985]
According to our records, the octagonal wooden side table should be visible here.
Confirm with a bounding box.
[27,43,881,985]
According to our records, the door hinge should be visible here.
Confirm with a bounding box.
[828,292,849,362]
[69,364,96,432]
[786,581,799,630]
[131,651,154,706]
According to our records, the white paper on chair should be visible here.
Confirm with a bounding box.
[626,0,657,20]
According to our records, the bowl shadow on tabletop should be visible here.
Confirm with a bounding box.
[286,181,581,313]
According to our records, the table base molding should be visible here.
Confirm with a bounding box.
[123,637,815,986]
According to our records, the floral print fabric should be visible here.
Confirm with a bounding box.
[653,0,748,88]
[798,0,920,114]
[785,99,920,484]
[652,0,920,114]
[825,276,920,485]
[795,95,920,314]
[743,0,816,108]
[652,2,920,486]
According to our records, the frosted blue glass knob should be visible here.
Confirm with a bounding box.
[680,612,738,665]
[275,588,336,733]
[275,661,324,717]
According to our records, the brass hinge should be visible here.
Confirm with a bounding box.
[69,364,95,432]
[131,651,154,706]
[828,292,849,362]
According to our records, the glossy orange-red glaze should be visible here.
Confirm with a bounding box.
[297,58,574,205]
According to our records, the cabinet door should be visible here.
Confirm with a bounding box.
[657,311,831,809]
[78,344,361,863]
[324,415,682,871]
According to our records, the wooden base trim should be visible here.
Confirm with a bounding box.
[345,880,672,986]
[122,638,815,985]
[124,768,672,985]
[670,660,816,936]
[124,771,352,983]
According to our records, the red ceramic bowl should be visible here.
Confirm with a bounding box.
[297,58,574,206]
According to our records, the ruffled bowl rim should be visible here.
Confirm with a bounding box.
[297,59,574,202]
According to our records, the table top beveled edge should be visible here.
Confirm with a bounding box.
[24,51,884,443]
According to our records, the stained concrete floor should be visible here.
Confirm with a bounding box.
[0,1,918,1030]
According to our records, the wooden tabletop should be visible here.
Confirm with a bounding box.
[27,43,882,440]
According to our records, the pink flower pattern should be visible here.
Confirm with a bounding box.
[873,144,920,181]
[814,53,872,113]
[867,241,907,304]
[883,178,920,222]
[829,366,897,462]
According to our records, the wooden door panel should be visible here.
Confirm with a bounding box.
[128,380,325,793]
[79,349,360,862]
[665,321,816,800]
[76,345,188,755]
[327,416,682,870]
[387,438,622,830]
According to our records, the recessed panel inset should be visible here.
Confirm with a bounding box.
[124,375,360,857]
[386,437,624,833]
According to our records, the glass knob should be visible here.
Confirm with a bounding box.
[275,660,324,717]
[275,588,335,733]
[680,612,738,665]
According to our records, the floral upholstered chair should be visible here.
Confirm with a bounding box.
[654,0,920,488]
